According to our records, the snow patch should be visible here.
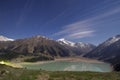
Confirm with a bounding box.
[57,38,93,49]
[104,35,120,46]
[57,38,75,47]
[0,35,14,41]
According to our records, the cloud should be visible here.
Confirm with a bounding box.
[66,31,95,39]
[52,1,120,40]
[52,20,95,39]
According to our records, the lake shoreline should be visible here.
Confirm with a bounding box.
[18,57,104,66]
[55,57,104,63]
[13,57,113,72]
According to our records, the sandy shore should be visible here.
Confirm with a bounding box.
[54,57,104,63]
[16,57,104,67]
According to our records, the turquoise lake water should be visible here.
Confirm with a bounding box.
[21,61,112,72]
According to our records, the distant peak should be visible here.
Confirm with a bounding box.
[57,38,66,41]
[0,35,14,41]
[57,38,95,48]
[103,34,120,47]
[113,35,120,39]
[57,38,75,47]
[110,35,120,42]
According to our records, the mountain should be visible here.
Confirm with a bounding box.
[0,35,14,41]
[57,38,75,47]
[57,38,96,56]
[0,36,76,62]
[84,35,120,71]
[0,36,96,62]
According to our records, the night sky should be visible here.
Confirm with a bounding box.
[0,0,120,45]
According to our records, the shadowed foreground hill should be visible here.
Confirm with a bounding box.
[84,35,120,71]
[0,64,120,80]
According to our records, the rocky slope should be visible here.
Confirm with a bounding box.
[84,35,120,71]
[0,36,73,61]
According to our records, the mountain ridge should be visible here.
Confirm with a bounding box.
[0,35,95,62]
[84,34,120,71]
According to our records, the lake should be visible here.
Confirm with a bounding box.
[21,61,112,72]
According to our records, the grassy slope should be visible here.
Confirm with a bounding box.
[0,64,120,80]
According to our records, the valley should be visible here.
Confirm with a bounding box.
[0,35,119,72]
[0,0,120,79]
[0,35,120,79]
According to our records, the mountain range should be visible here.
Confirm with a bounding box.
[0,35,95,62]
[57,38,95,56]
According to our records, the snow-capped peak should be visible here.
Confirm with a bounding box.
[104,35,120,46]
[57,38,95,49]
[0,35,14,41]
[57,38,75,47]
